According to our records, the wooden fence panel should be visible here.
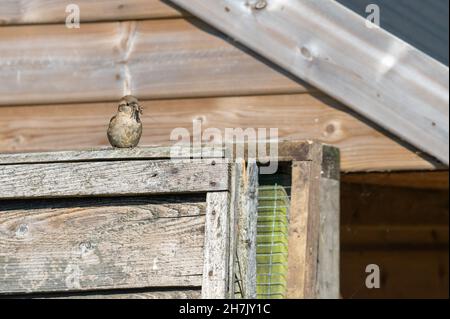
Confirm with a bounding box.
[0,198,206,294]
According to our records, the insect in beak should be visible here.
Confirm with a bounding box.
[130,103,142,121]
[133,103,143,115]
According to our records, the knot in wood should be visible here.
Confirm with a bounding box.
[253,0,267,10]
[16,224,28,237]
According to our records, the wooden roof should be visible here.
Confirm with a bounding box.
[0,0,448,171]
[171,0,449,165]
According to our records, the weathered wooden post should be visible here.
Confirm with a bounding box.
[228,141,341,299]
[284,143,340,299]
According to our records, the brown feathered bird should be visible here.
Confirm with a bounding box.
[107,95,143,148]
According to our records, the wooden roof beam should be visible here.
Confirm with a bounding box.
[170,0,449,165]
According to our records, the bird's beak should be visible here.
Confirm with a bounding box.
[133,103,143,115]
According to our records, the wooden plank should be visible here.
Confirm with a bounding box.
[0,198,206,294]
[317,146,341,299]
[342,171,449,190]
[0,0,183,25]
[0,94,441,172]
[286,145,340,299]
[0,146,225,165]
[342,225,449,248]
[47,289,202,299]
[228,161,243,298]
[317,147,340,299]
[317,176,340,299]
[170,0,449,164]
[341,184,449,226]
[0,160,228,199]
[236,161,258,298]
[341,182,449,248]
[0,19,308,106]
[244,161,258,299]
[286,161,321,298]
[202,191,230,299]
[341,250,449,299]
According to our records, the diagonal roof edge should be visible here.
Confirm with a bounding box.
[170,0,449,165]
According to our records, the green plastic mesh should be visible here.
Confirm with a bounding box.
[256,185,290,299]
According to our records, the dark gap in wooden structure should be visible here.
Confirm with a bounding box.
[0,194,206,212]
[0,287,202,299]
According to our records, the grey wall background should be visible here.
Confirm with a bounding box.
[336,0,449,66]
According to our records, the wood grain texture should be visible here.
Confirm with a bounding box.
[0,19,308,106]
[0,198,206,294]
[342,171,449,190]
[171,0,449,164]
[202,191,230,299]
[0,146,225,165]
[340,179,448,299]
[0,94,441,172]
[228,161,242,298]
[236,161,258,299]
[287,145,340,299]
[317,177,340,299]
[341,250,449,299]
[317,148,340,299]
[47,289,202,299]
[342,225,449,248]
[0,160,228,199]
[0,0,183,25]
[286,161,321,298]
[341,183,449,248]
[341,184,449,227]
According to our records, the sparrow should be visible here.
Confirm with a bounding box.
[107,95,143,148]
